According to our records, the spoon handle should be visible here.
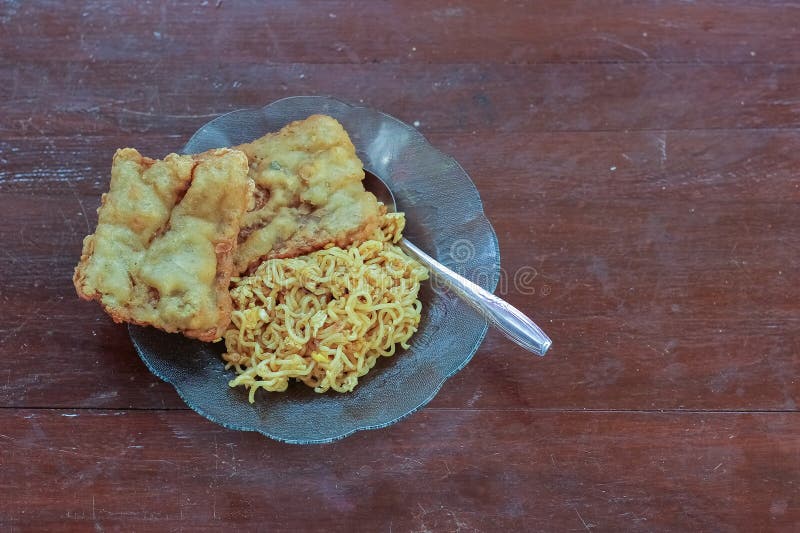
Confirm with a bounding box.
[399,238,552,356]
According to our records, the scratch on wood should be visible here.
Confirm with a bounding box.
[119,108,221,120]
[262,19,284,60]
[0,306,40,347]
[437,460,453,481]
[0,431,178,467]
[575,508,592,531]
[334,41,361,62]
[63,174,91,233]
[596,35,650,60]
[2,249,19,264]
[84,99,129,114]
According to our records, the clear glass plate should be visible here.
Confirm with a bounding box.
[129,96,500,444]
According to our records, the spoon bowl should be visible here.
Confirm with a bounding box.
[364,171,398,210]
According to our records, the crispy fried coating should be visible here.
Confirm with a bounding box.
[233,114,382,274]
[73,147,251,341]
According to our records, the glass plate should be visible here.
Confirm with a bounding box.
[129,96,500,444]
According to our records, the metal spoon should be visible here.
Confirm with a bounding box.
[364,171,552,356]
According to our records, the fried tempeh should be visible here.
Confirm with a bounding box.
[73,147,251,341]
[233,114,383,274]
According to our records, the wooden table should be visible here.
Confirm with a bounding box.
[2,1,798,530]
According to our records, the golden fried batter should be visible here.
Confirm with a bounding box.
[73,147,251,341]
[233,114,382,274]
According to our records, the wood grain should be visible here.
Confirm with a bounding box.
[3,1,799,64]
[4,62,800,137]
[2,0,799,530]
[1,410,798,532]
[5,130,800,201]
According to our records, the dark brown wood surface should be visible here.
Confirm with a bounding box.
[1,1,798,531]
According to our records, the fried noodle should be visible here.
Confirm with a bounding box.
[223,212,429,402]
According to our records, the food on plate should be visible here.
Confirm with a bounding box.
[223,211,428,402]
[73,113,428,400]
[233,114,383,275]
[73,147,251,341]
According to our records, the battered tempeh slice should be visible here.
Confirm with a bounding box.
[233,114,383,274]
[73,147,251,341]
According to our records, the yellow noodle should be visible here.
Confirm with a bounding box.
[222,212,428,401]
